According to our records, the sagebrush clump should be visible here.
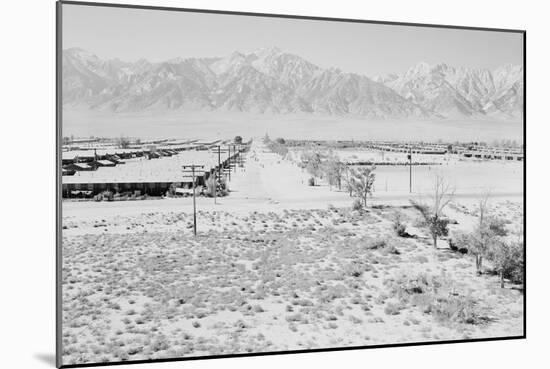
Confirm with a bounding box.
[384,272,486,325]
[351,198,363,211]
[392,211,408,237]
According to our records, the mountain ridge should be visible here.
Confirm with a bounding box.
[62,47,523,120]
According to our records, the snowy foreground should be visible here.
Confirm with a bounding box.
[61,141,524,365]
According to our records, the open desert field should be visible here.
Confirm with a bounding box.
[61,139,524,365]
[63,109,523,143]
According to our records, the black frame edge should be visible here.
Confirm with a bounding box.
[522,30,526,339]
[56,1,63,367]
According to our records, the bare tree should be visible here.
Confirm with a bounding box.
[343,166,354,197]
[470,193,507,274]
[453,192,508,275]
[117,135,131,149]
[324,154,346,190]
[301,151,323,186]
[410,175,455,248]
[350,166,376,207]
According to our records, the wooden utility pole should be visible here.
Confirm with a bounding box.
[409,144,412,193]
[218,145,221,170]
[182,164,204,236]
[233,144,238,170]
[215,145,221,204]
[227,145,231,181]
[236,144,241,169]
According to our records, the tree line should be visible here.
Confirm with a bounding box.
[265,139,523,289]
[299,150,376,209]
[408,179,523,288]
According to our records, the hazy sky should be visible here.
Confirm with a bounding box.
[62,3,523,77]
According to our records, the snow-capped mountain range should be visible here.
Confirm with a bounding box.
[63,47,523,119]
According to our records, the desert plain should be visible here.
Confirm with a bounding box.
[61,139,524,365]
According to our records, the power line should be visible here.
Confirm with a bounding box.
[182,164,204,236]
[409,144,412,193]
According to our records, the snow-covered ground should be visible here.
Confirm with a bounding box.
[61,139,524,366]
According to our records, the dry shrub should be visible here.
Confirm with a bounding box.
[392,211,408,237]
[385,272,487,325]
[351,198,363,211]
[365,238,387,250]
[384,301,403,315]
[449,231,470,254]
[346,261,369,278]
[365,237,400,255]
[431,295,484,324]
[319,284,347,303]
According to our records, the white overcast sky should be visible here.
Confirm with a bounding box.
[62,3,523,76]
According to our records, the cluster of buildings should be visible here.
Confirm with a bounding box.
[449,144,524,161]
[61,138,249,198]
[359,141,524,161]
[284,139,524,161]
[62,147,182,175]
[360,142,448,155]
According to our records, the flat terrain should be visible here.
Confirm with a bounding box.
[61,140,524,366]
[63,109,523,142]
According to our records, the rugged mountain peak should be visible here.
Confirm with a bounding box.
[62,48,523,119]
[253,46,282,58]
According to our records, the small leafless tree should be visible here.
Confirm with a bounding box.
[117,135,131,149]
[471,193,505,274]
[343,166,354,197]
[350,166,376,207]
[324,154,346,190]
[451,192,508,275]
[301,151,323,186]
[410,175,455,248]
